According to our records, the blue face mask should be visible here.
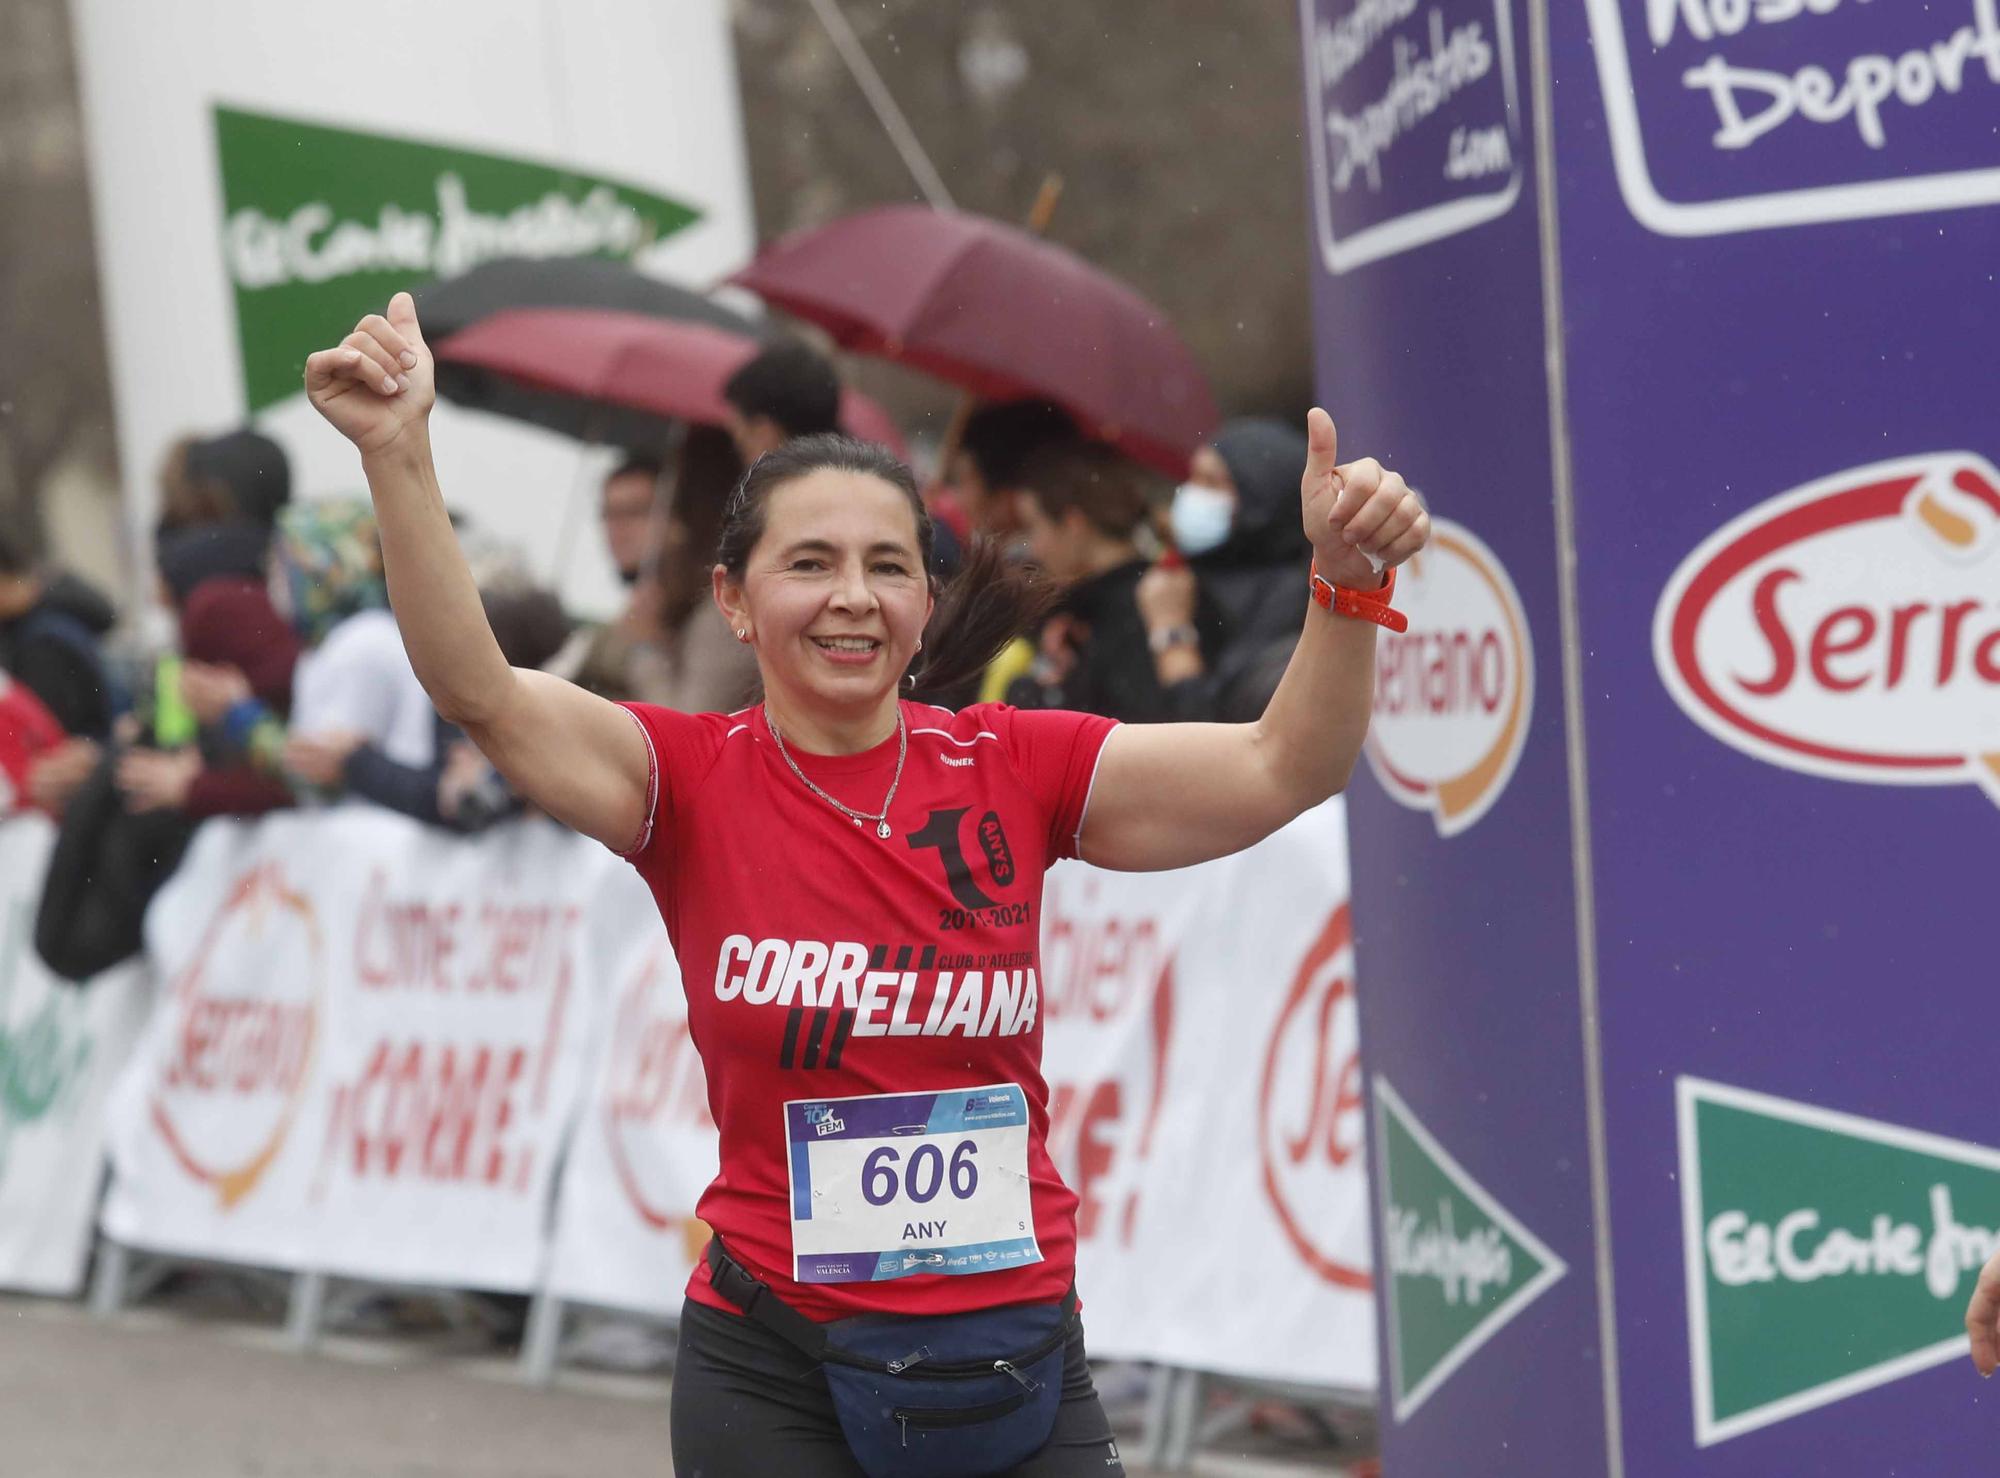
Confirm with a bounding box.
[1169,483,1235,557]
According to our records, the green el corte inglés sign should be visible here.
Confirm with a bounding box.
[213,104,701,412]
[1374,1075,1567,1422]
[1679,1076,2000,1446]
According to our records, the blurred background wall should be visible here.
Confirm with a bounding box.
[2,0,1313,595]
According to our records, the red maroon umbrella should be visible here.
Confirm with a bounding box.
[432,307,908,459]
[727,205,1216,477]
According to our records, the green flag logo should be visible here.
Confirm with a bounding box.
[213,105,702,412]
[1374,1076,1567,1421]
[1678,1076,2000,1445]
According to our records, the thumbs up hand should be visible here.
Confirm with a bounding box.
[304,291,435,456]
[1300,407,1429,588]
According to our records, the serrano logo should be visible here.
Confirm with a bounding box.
[603,936,713,1258]
[150,863,321,1209]
[1363,518,1533,835]
[1257,904,1368,1290]
[1654,453,2000,805]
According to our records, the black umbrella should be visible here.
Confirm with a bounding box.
[413,255,765,344]
[417,257,769,455]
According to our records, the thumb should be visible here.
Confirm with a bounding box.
[387,290,426,347]
[1304,407,1339,485]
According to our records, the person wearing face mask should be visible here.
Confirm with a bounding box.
[1138,418,1326,723]
[1004,438,1222,723]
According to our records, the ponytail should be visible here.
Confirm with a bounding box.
[910,538,1058,705]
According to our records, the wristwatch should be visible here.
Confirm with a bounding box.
[1147,624,1200,655]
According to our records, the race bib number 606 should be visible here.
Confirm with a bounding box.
[784,1084,1044,1284]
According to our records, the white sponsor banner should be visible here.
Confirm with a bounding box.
[102,810,610,1290]
[545,876,717,1316]
[0,818,151,1295]
[70,0,755,619]
[93,803,1371,1385]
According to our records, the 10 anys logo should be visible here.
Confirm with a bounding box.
[1363,517,1534,836]
[1655,453,2000,803]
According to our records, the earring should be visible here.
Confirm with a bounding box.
[735,629,748,642]
[916,637,924,652]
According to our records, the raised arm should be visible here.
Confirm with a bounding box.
[304,294,650,851]
[1078,409,1427,872]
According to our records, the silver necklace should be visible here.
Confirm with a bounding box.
[768,707,907,839]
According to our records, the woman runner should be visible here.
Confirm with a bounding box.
[306,295,1430,1477]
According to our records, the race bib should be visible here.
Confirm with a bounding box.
[784,1084,1044,1284]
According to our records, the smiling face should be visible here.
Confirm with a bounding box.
[715,468,934,730]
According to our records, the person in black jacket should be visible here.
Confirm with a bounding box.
[0,527,117,742]
[1004,439,1220,723]
[1137,418,1323,723]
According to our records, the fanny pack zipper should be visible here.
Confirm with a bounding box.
[830,1322,1071,1379]
[895,1386,1034,1445]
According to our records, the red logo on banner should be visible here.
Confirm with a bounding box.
[151,862,321,1209]
[1655,452,2000,805]
[603,936,713,1258]
[1042,877,1175,1248]
[1258,904,1369,1290]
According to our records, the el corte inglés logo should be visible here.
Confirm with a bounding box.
[1654,453,2000,805]
[1678,1077,2000,1444]
[150,863,321,1209]
[1362,517,1533,835]
[214,105,700,412]
[1374,1075,1565,1421]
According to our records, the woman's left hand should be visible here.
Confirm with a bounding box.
[284,731,365,788]
[1301,407,1430,588]
[116,748,200,813]
[180,661,252,726]
[1136,561,1197,631]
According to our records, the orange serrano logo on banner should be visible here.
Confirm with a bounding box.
[1259,903,1369,1290]
[1656,452,2000,806]
[602,935,714,1263]
[150,862,322,1209]
[1363,517,1534,836]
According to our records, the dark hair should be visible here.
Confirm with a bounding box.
[481,584,573,671]
[958,400,1078,491]
[1014,438,1152,540]
[657,424,742,629]
[160,429,292,532]
[717,433,1055,701]
[606,453,664,487]
[722,340,842,440]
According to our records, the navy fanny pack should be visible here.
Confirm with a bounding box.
[706,1239,1076,1478]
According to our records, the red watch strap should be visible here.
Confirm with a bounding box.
[1310,560,1407,633]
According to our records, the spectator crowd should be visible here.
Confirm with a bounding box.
[2,334,1315,989]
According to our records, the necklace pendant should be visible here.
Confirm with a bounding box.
[876,821,892,839]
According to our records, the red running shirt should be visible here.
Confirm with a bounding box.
[618,699,1118,1322]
